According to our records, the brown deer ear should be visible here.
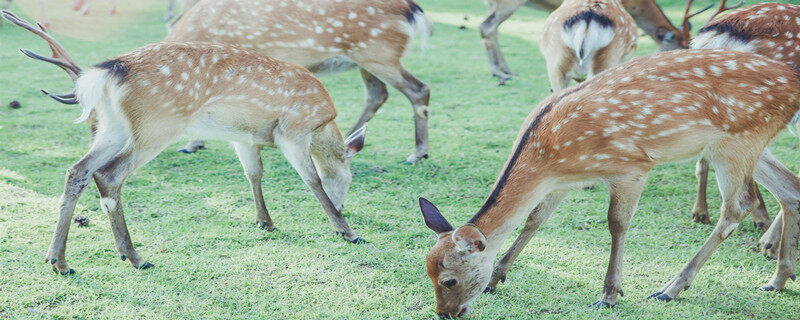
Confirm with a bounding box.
[452,225,487,254]
[345,125,366,158]
[419,197,454,234]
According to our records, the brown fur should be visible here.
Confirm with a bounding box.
[167,0,432,163]
[540,0,638,91]
[423,49,800,317]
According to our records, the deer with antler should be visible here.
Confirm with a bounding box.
[1,10,369,274]
[481,0,702,84]
[687,2,800,259]
[540,0,638,91]
[420,48,800,317]
[166,0,433,164]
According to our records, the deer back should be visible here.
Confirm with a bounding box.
[692,3,800,67]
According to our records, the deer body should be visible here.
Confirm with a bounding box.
[167,0,433,164]
[2,10,367,274]
[541,0,637,91]
[689,3,800,242]
[481,0,684,84]
[421,49,800,317]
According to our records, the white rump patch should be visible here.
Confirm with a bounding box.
[561,19,614,67]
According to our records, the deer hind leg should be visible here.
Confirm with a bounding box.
[592,172,649,308]
[480,0,525,84]
[93,140,174,269]
[347,69,389,137]
[485,192,567,293]
[359,62,430,164]
[760,208,783,259]
[276,134,362,243]
[750,181,771,232]
[692,158,711,224]
[233,142,274,231]
[46,132,128,274]
[753,151,800,291]
[651,147,759,301]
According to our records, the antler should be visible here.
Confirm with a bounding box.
[1,10,81,104]
[677,0,744,46]
[707,0,744,23]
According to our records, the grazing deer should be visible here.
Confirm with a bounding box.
[1,0,47,27]
[689,2,800,258]
[481,0,695,84]
[540,0,638,91]
[167,0,433,164]
[2,10,368,275]
[420,49,800,317]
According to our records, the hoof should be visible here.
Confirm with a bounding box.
[256,221,275,231]
[348,237,366,244]
[120,255,127,261]
[654,294,673,302]
[764,243,773,250]
[645,292,662,300]
[135,262,155,270]
[402,154,429,165]
[177,148,193,154]
[760,285,775,291]
[692,212,710,224]
[53,268,75,275]
[589,301,613,308]
[483,286,495,294]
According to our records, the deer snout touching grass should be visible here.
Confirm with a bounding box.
[420,49,800,317]
[2,10,368,275]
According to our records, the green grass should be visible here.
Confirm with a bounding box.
[1,0,799,319]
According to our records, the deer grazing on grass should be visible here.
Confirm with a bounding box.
[688,2,800,259]
[167,0,433,164]
[540,0,638,91]
[1,0,47,27]
[420,49,800,317]
[2,10,368,274]
[481,0,701,84]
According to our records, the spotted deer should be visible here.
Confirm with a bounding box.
[2,10,368,274]
[540,0,638,91]
[1,0,47,26]
[167,0,433,164]
[689,2,800,258]
[419,49,800,317]
[481,0,693,84]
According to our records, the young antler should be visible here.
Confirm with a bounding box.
[677,0,743,43]
[1,10,80,104]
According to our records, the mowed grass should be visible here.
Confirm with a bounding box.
[1,0,799,319]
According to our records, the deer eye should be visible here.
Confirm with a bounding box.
[442,279,458,288]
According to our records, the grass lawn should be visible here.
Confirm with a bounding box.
[1,0,799,319]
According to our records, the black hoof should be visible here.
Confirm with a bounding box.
[645,292,663,299]
[765,243,773,249]
[655,294,672,302]
[760,285,775,291]
[135,262,155,270]
[348,237,366,244]
[256,221,275,231]
[483,287,495,294]
[120,255,127,261]
[589,301,613,308]
[49,258,57,265]
[177,148,193,154]
[54,268,75,275]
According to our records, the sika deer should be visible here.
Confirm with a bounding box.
[167,0,433,164]
[540,0,638,91]
[420,49,800,317]
[481,0,691,84]
[2,10,368,275]
[689,2,800,257]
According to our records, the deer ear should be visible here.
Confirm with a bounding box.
[344,125,366,158]
[452,225,487,254]
[419,197,454,234]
